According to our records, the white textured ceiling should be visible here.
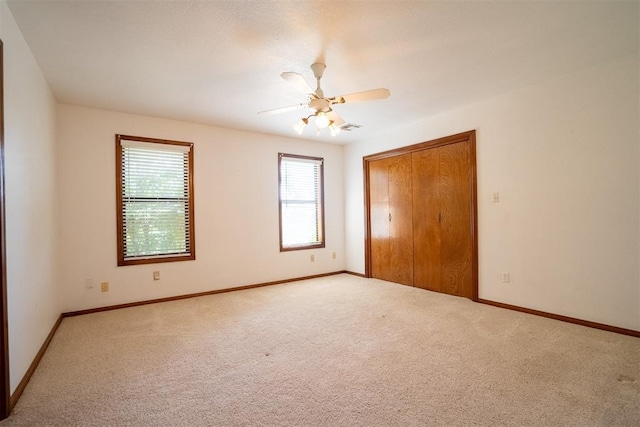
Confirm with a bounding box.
[6,0,639,144]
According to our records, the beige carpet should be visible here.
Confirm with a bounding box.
[1,274,638,426]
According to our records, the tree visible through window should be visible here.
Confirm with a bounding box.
[116,135,195,266]
[278,153,325,251]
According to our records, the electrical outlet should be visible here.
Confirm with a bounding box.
[310,254,315,262]
[501,272,510,283]
[85,278,94,289]
[332,252,336,259]
[153,271,160,281]
[492,192,500,203]
[101,282,109,292]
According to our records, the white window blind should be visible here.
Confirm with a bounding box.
[279,153,325,250]
[117,135,194,265]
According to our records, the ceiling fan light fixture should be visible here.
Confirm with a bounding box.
[261,63,389,138]
[293,117,308,134]
[315,111,330,129]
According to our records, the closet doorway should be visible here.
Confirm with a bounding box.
[364,130,478,300]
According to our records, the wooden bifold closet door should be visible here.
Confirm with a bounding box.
[365,131,477,300]
[412,141,473,297]
[369,154,413,286]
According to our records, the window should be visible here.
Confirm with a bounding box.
[278,153,325,251]
[116,135,195,266]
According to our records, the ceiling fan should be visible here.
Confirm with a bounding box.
[258,63,390,136]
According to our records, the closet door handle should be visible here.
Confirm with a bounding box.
[389,213,392,222]
[438,212,441,223]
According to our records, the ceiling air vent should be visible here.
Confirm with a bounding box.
[339,123,362,132]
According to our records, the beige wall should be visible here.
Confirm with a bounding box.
[344,53,640,331]
[1,1,60,393]
[56,105,345,312]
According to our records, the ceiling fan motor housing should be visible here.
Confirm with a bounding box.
[309,98,331,112]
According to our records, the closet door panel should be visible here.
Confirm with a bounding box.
[387,154,413,285]
[365,130,477,300]
[369,158,391,281]
[439,142,473,298]
[412,149,441,291]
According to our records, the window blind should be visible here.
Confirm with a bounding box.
[279,154,324,250]
[117,136,194,264]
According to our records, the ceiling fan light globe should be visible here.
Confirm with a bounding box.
[315,112,330,129]
[329,124,341,137]
[293,118,307,134]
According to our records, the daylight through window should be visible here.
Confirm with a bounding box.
[116,135,195,266]
[278,153,325,251]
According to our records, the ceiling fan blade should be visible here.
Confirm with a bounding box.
[326,110,346,127]
[281,72,318,97]
[257,103,308,116]
[332,88,390,104]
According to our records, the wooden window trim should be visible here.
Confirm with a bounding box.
[278,153,326,252]
[115,134,196,266]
